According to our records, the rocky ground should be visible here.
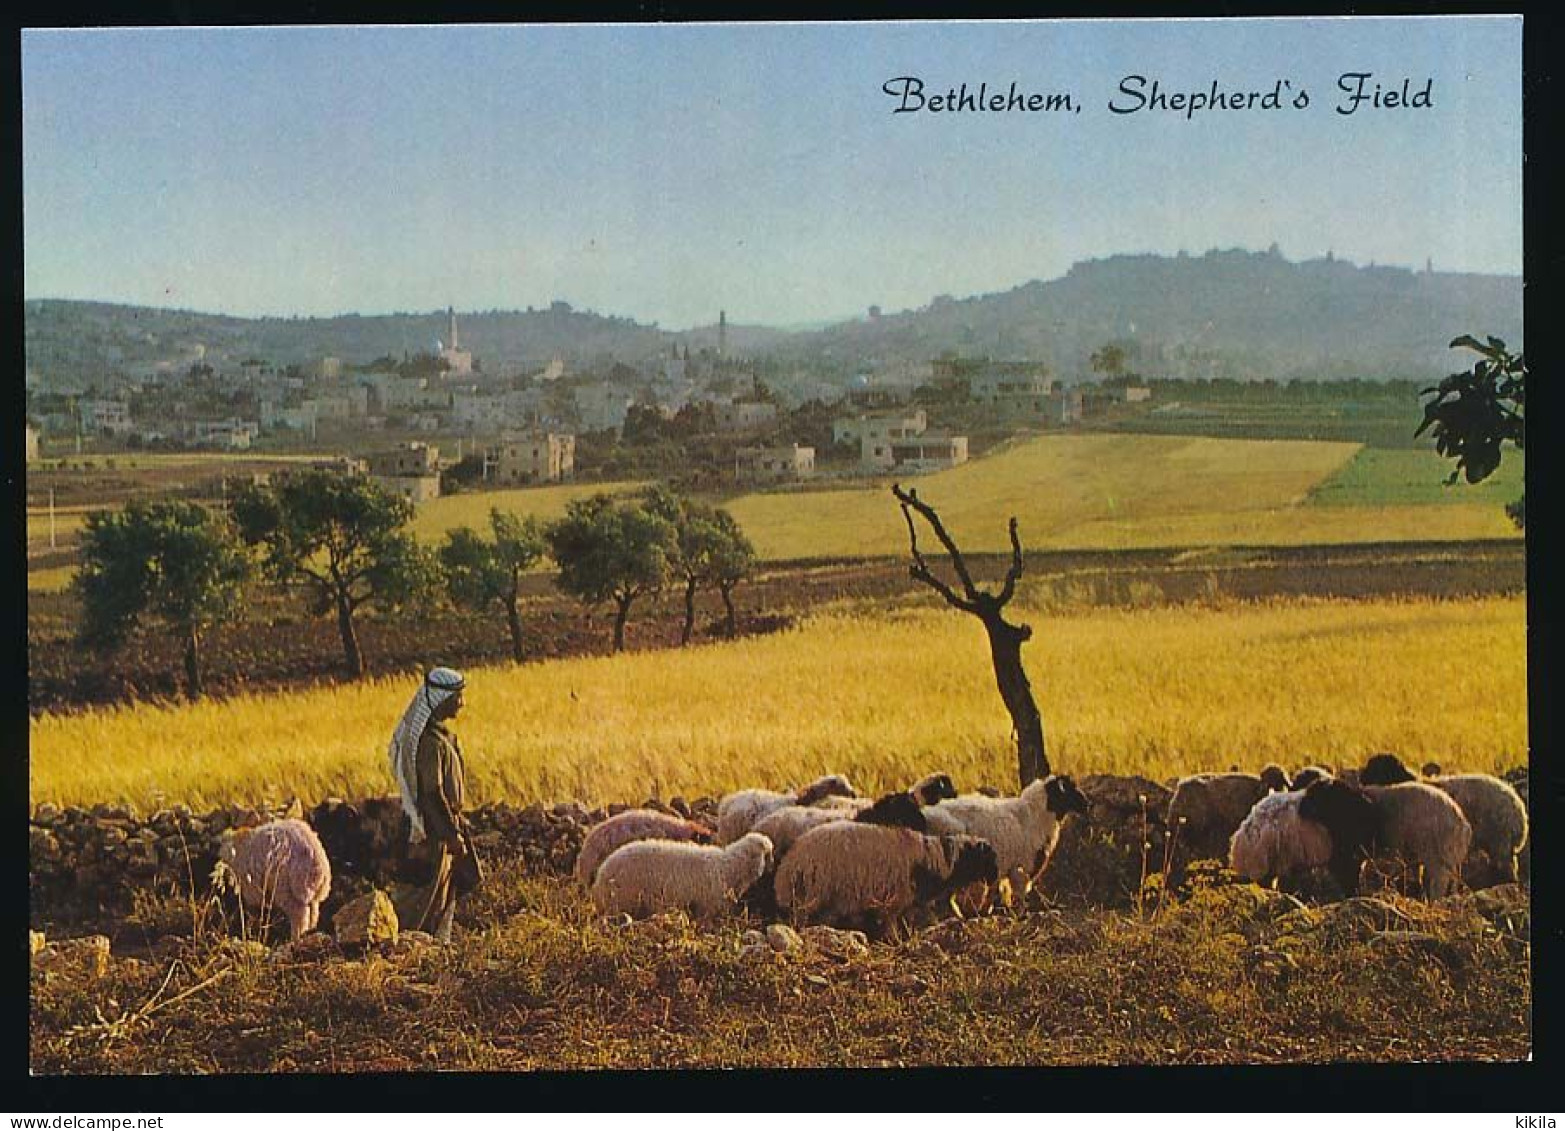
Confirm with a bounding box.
[29,766,1532,1072]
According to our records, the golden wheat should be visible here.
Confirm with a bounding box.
[30,595,1525,810]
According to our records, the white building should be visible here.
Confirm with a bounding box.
[489,433,575,485]
[736,443,815,482]
[79,399,133,436]
[888,433,968,473]
[714,401,778,433]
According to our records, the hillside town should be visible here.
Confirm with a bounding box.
[24,304,1155,498]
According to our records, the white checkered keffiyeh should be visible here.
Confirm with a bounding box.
[389,667,465,843]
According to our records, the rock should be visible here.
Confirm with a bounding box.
[333,889,399,947]
[381,931,438,958]
[218,939,271,963]
[1472,883,1528,921]
[29,930,45,957]
[765,924,803,954]
[270,933,341,964]
[30,827,61,861]
[801,925,870,958]
[35,935,111,978]
[1077,773,1174,819]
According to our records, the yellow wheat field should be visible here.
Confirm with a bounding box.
[30,596,1526,811]
[723,434,1370,559]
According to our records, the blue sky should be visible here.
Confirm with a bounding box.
[22,18,1523,329]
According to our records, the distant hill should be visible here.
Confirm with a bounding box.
[767,248,1523,382]
[25,248,1522,389]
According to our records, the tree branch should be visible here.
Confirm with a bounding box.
[996,516,1026,607]
[894,487,977,613]
[891,484,981,602]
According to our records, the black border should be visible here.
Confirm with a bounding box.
[10,3,1559,1112]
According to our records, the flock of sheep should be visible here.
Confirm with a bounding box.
[1178,752,1528,900]
[212,750,1527,944]
[581,771,1089,936]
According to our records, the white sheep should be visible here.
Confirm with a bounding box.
[773,822,999,936]
[1227,790,1334,890]
[921,774,1089,901]
[1358,754,1529,885]
[1166,765,1291,873]
[590,832,774,920]
[715,774,855,844]
[573,809,714,888]
[1299,778,1473,900]
[216,818,332,940]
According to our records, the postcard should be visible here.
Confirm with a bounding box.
[24,16,1527,1077]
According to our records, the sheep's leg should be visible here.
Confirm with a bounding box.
[1423,862,1452,901]
[283,901,308,941]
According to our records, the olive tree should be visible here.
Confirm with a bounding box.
[546,493,676,653]
[75,500,251,699]
[232,470,439,678]
[440,509,548,662]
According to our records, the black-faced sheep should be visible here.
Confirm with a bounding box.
[921,774,1089,901]
[1227,790,1334,891]
[1289,766,1335,791]
[816,773,959,816]
[573,809,715,888]
[309,796,414,884]
[590,832,774,920]
[715,774,856,844]
[1165,766,1291,877]
[1299,778,1472,900]
[773,823,999,937]
[1359,753,1529,885]
[216,819,333,940]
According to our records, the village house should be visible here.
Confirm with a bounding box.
[368,441,442,503]
[888,432,969,473]
[735,442,815,482]
[79,398,133,437]
[834,408,929,468]
[715,401,778,433]
[488,432,575,485]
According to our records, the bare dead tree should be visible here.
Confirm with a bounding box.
[892,484,1049,788]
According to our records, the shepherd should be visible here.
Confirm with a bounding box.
[388,666,484,942]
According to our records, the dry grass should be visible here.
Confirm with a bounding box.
[29,873,1530,1071]
[30,595,1526,811]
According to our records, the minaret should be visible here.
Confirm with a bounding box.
[448,306,459,352]
[719,310,727,358]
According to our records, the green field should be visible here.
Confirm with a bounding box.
[1307,447,1526,508]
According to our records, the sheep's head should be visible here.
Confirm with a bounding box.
[1259,764,1290,793]
[1045,775,1091,820]
[1290,766,1334,791]
[309,799,365,869]
[1360,752,1417,787]
[1420,761,1443,777]
[1298,779,1379,857]
[943,836,999,888]
[736,831,774,879]
[795,774,856,806]
[911,772,957,806]
[216,827,248,868]
[855,791,926,832]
